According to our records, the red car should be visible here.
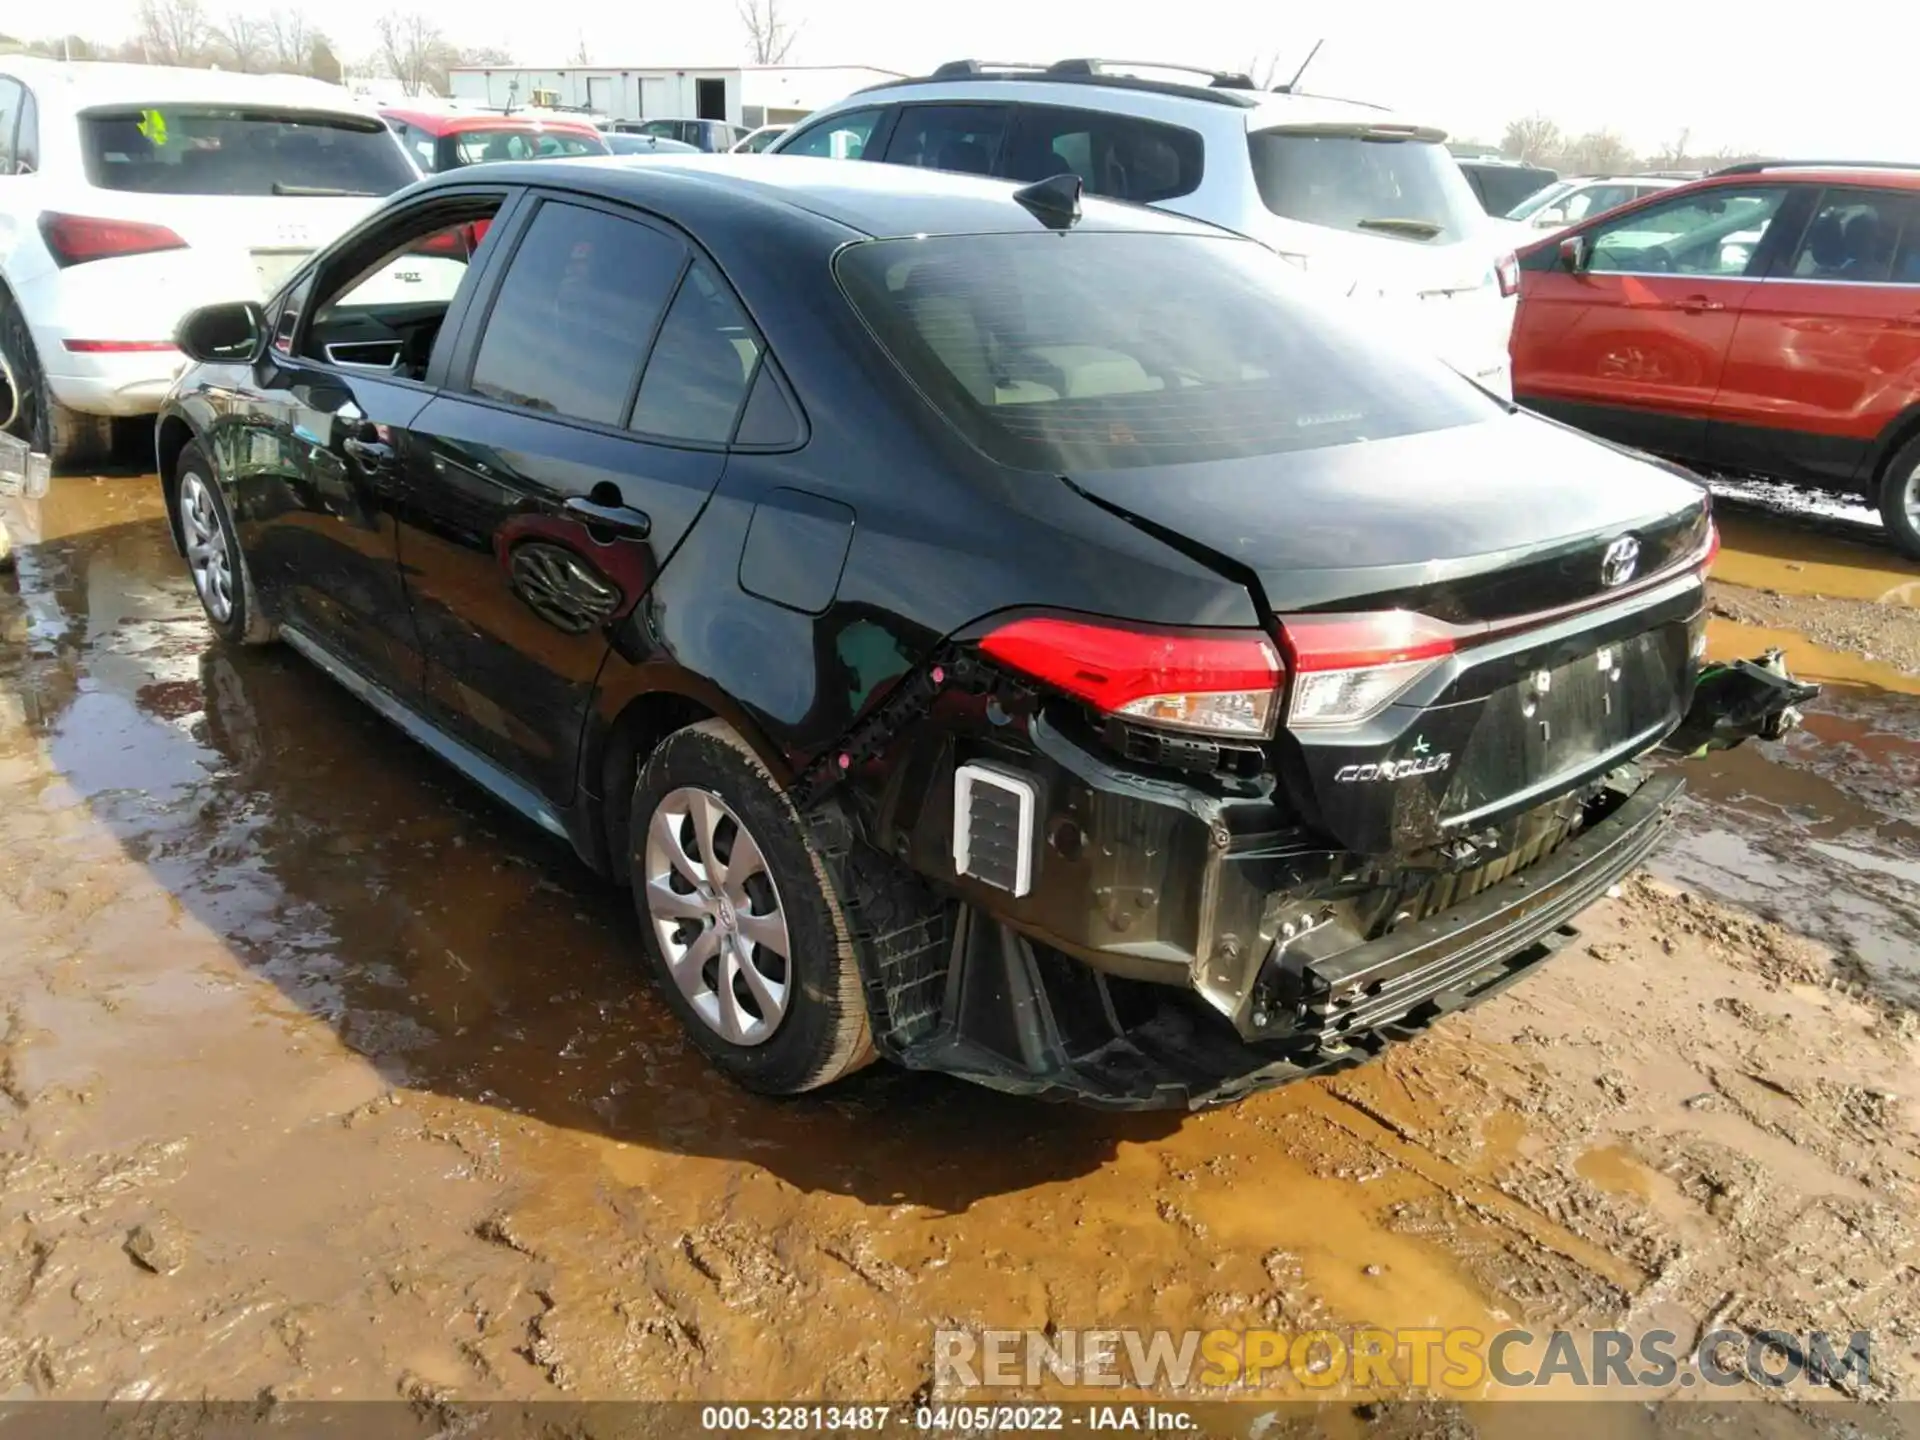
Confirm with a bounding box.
[1510,161,1920,557]
[380,108,609,174]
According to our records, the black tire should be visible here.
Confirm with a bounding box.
[628,718,875,1095]
[0,287,112,473]
[172,439,275,645]
[1878,436,1920,562]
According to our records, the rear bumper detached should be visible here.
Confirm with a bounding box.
[868,770,1684,1111]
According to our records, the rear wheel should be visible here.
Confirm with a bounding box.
[175,440,274,645]
[1880,437,1920,561]
[0,288,112,472]
[629,719,875,1095]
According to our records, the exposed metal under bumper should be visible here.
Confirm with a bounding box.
[875,772,1685,1110]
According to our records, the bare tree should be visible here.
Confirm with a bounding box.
[210,12,268,71]
[266,8,318,71]
[1652,127,1692,168]
[376,10,446,95]
[736,0,797,65]
[137,0,209,64]
[1500,113,1564,165]
[1565,128,1637,175]
[569,31,592,65]
[1243,52,1282,89]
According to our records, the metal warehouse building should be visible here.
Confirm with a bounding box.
[444,64,901,129]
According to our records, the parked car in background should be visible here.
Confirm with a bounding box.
[732,124,789,154]
[380,107,609,173]
[768,59,1523,397]
[617,118,749,153]
[606,132,701,156]
[0,58,418,469]
[1510,161,1920,556]
[1457,157,1558,216]
[156,155,1802,1108]
[1496,174,1686,246]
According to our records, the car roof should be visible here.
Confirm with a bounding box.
[382,107,600,137]
[0,57,370,114]
[839,70,1413,132]
[433,153,1231,241]
[1701,164,1920,190]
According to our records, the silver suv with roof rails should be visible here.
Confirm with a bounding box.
[769,57,1521,397]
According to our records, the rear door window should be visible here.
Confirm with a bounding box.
[450,129,604,166]
[1787,189,1920,283]
[400,123,437,171]
[0,80,18,175]
[1002,105,1203,204]
[468,201,686,426]
[13,88,34,174]
[79,107,416,195]
[1247,127,1482,244]
[778,108,884,160]
[882,105,1008,177]
[631,260,764,444]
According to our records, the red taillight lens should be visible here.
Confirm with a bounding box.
[1278,610,1458,728]
[1703,518,1721,571]
[980,617,1283,738]
[412,228,465,257]
[411,219,493,259]
[62,339,177,353]
[1496,251,1520,298]
[39,213,188,268]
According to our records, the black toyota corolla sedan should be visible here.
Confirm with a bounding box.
[155,156,1810,1109]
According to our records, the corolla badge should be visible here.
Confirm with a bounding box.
[1600,535,1641,588]
[1334,745,1453,783]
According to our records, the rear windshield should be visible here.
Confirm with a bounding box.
[446,127,607,167]
[1248,128,1483,244]
[835,232,1496,473]
[81,107,416,196]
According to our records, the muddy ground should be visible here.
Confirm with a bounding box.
[0,475,1917,1418]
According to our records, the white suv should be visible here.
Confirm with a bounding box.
[0,60,418,467]
[770,59,1521,396]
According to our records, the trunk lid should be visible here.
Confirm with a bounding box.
[1063,411,1708,622]
[1064,412,1713,857]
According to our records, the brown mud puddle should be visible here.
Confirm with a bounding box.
[0,476,1914,1411]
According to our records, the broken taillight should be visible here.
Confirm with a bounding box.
[1278,610,1458,728]
[980,617,1283,738]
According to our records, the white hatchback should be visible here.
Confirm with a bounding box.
[770,59,1521,397]
[0,59,418,466]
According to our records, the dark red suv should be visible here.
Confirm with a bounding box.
[1510,162,1920,557]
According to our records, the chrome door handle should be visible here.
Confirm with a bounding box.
[1677,295,1726,314]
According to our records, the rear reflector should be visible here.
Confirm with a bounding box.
[63,340,177,353]
[980,616,1282,738]
[1279,610,1458,728]
[953,762,1037,896]
[39,213,188,268]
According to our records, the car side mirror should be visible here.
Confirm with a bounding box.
[1535,206,1567,227]
[175,301,267,364]
[1557,235,1591,274]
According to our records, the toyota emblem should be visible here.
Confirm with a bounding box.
[1600,535,1640,588]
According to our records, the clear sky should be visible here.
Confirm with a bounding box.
[40,0,1920,159]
